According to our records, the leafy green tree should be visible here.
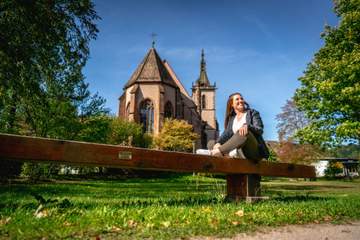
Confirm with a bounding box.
[154,119,199,152]
[0,0,105,138]
[294,0,360,146]
[0,1,108,179]
[329,143,360,159]
[76,115,112,143]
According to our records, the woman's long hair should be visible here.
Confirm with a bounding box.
[224,92,250,128]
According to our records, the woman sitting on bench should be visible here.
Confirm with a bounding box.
[211,92,269,161]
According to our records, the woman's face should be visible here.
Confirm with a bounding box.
[232,94,245,113]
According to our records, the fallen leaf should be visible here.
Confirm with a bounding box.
[235,209,244,217]
[161,221,171,228]
[127,220,137,228]
[110,226,121,232]
[0,217,11,226]
[232,221,239,225]
[63,221,72,227]
[34,209,49,218]
[202,207,212,213]
[146,223,154,228]
[210,218,219,227]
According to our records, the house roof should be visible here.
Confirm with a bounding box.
[319,157,359,162]
[124,47,178,89]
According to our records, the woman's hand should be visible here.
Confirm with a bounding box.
[213,143,221,150]
[238,124,248,136]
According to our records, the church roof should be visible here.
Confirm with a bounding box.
[195,49,211,87]
[124,47,178,89]
[163,60,191,99]
[163,60,197,109]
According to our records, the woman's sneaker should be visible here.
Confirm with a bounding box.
[196,149,211,155]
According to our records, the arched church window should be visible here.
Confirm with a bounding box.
[126,103,130,120]
[164,101,173,119]
[201,95,206,109]
[139,99,154,133]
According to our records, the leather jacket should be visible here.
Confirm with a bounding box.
[216,109,269,159]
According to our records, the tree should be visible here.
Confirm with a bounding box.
[0,1,107,179]
[76,115,113,143]
[275,99,323,163]
[294,0,360,146]
[108,118,152,148]
[276,141,324,164]
[154,119,199,152]
[329,143,360,159]
[0,0,105,138]
[276,99,309,141]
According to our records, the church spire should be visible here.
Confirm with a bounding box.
[196,49,210,86]
[201,49,206,71]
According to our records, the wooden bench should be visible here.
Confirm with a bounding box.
[0,133,316,202]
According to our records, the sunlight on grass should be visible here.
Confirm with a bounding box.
[1,176,360,239]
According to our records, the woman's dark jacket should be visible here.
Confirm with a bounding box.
[216,109,270,159]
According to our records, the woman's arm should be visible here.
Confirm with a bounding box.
[216,117,234,144]
[248,110,264,136]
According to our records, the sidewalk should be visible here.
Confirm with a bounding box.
[194,221,360,240]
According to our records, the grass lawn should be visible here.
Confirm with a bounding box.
[1,175,360,239]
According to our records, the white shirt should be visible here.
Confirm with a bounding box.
[232,112,247,134]
[230,112,247,159]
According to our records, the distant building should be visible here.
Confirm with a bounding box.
[118,46,218,148]
[312,158,359,178]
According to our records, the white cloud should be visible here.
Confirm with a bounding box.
[242,15,276,42]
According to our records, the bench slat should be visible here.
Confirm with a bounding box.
[0,134,316,178]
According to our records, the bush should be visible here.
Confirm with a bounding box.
[325,161,344,178]
[21,163,60,181]
[154,119,198,152]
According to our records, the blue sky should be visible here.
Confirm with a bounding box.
[83,0,338,141]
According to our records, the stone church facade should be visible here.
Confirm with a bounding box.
[118,47,218,148]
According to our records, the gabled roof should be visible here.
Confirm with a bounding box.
[124,48,178,89]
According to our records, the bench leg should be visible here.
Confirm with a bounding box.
[226,174,262,202]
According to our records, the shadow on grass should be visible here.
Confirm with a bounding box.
[267,185,353,190]
[271,195,332,202]
[0,194,334,214]
[1,177,340,212]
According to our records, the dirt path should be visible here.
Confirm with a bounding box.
[194,221,360,240]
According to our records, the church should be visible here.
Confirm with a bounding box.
[118,46,219,148]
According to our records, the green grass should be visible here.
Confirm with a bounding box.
[1,175,360,239]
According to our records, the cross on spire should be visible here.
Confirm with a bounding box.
[150,33,157,48]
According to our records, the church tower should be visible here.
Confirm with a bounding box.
[192,50,219,147]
